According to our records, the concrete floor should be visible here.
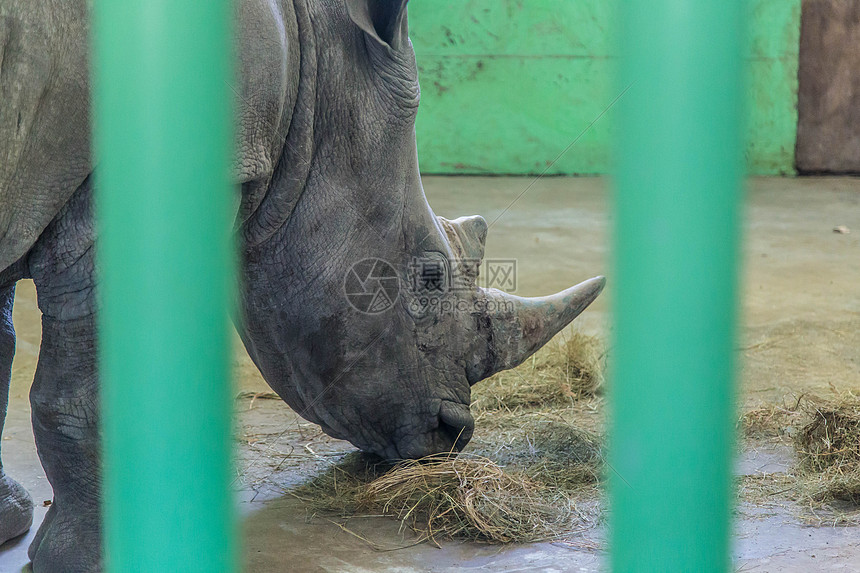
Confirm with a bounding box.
[1,176,859,571]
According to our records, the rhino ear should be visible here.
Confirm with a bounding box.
[345,0,409,50]
[441,215,488,261]
[438,215,488,282]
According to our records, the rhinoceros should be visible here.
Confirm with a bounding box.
[0,0,604,570]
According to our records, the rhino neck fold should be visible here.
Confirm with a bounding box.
[238,0,315,249]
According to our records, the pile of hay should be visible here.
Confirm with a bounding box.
[359,454,586,543]
[472,332,606,412]
[293,452,590,543]
[736,395,860,524]
[738,397,805,439]
[795,397,860,506]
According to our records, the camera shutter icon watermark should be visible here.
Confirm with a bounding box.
[344,258,400,314]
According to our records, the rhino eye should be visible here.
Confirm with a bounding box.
[408,252,450,295]
[404,252,451,321]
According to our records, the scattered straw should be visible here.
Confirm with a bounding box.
[738,396,805,440]
[235,391,280,400]
[292,452,387,516]
[235,391,282,410]
[468,420,603,489]
[472,332,606,412]
[737,472,799,508]
[294,452,590,544]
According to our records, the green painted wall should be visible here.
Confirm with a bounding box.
[409,1,800,175]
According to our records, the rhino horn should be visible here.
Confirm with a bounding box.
[470,276,606,383]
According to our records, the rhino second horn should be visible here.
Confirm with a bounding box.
[473,276,606,383]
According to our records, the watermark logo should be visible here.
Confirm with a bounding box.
[343,258,400,314]
[408,253,451,294]
[345,256,518,315]
[405,255,517,316]
[480,259,517,292]
[407,256,518,295]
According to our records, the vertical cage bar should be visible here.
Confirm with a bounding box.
[611,2,744,571]
[93,1,236,570]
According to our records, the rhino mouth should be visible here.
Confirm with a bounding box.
[391,400,474,460]
[438,399,475,451]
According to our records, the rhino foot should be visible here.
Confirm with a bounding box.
[0,472,34,545]
[29,499,101,573]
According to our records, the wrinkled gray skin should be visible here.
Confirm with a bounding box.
[0,0,604,570]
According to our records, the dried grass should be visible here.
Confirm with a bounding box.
[467,419,603,489]
[738,397,805,440]
[795,396,860,506]
[472,332,606,412]
[737,472,798,508]
[358,454,588,543]
[293,452,593,543]
[292,452,386,516]
[735,395,860,525]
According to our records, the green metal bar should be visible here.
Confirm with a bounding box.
[611,2,743,572]
[93,1,235,571]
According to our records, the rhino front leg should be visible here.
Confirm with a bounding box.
[27,312,101,572]
[27,182,102,573]
[0,284,36,546]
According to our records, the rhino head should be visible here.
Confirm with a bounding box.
[237,0,604,459]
